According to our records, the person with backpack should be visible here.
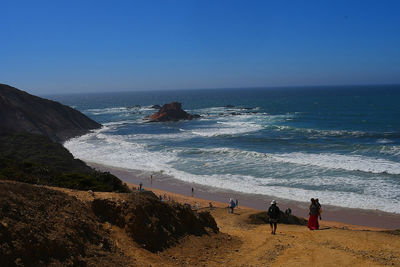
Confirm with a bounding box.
[229,198,236,213]
[267,200,280,235]
[315,198,322,220]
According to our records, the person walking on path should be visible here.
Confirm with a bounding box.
[139,182,143,191]
[307,198,320,230]
[267,200,280,235]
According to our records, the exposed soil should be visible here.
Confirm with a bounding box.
[0,180,130,267]
[2,180,400,267]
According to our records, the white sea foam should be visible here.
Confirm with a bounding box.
[269,152,400,175]
[190,121,263,137]
[85,106,154,115]
[380,146,400,156]
[85,107,129,115]
[64,132,178,173]
[63,130,400,214]
[377,138,395,144]
[192,147,400,175]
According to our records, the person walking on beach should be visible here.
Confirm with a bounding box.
[229,198,236,213]
[307,198,320,230]
[191,187,194,197]
[267,200,280,235]
[315,198,322,220]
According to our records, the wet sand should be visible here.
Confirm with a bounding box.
[90,162,400,229]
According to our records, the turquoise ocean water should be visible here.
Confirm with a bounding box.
[48,85,400,213]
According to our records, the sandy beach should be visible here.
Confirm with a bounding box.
[89,162,400,230]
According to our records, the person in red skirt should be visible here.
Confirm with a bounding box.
[307,198,319,230]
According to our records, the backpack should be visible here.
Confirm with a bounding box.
[268,205,279,219]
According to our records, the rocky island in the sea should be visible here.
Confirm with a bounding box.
[147,102,200,122]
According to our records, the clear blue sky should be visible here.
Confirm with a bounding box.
[1,0,400,94]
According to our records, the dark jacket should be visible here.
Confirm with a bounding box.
[268,204,280,219]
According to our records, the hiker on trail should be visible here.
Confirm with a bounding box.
[235,199,239,207]
[191,187,194,197]
[307,198,320,230]
[229,198,236,213]
[267,200,280,235]
[315,198,322,220]
[139,182,143,191]
[150,175,153,186]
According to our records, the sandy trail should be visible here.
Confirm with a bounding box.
[52,184,400,266]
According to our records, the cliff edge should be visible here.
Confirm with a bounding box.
[0,84,101,142]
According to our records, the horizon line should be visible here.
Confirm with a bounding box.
[37,82,400,96]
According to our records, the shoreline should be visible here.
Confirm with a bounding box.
[89,162,400,229]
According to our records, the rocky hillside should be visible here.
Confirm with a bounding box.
[92,191,218,252]
[0,84,100,142]
[0,181,219,266]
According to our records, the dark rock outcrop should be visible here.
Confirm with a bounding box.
[0,84,101,142]
[0,181,130,267]
[147,102,198,122]
[248,211,307,226]
[92,191,219,252]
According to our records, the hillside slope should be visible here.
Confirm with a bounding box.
[0,181,219,266]
[0,84,100,142]
[0,133,130,192]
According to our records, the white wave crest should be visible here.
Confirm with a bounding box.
[64,132,178,173]
[190,121,263,137]
[380,146,400,156]
[269,152,400,175]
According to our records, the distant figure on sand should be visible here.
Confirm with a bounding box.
[235,199,238,207]
[229,198,236,213]
[285,208,292,216]
[139,182,143,191]
[307,198,320,230]
[150,175,153,186]
[316,198,322,220]
[267,200,280,235]
[191,187,194,197]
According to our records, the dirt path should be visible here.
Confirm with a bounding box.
[52,185,400,266]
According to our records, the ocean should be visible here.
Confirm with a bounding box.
[47,85,400,213]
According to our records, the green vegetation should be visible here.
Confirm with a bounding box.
[0,133,130,192]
